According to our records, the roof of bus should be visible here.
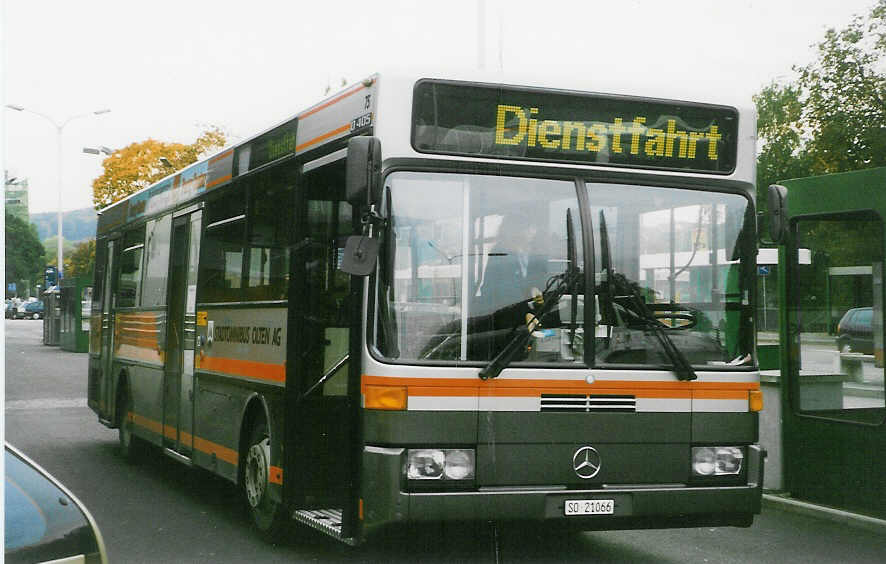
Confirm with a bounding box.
[98,70,755,223]
[375,68,755,112]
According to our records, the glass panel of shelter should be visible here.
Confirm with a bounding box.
[792,213,885,424]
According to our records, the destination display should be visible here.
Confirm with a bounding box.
[412,80,738,174]
[237,118,299,174]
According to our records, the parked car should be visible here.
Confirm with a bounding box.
[836,306,873,354]
[15,301,44,320]
[4,443,108,564]
[5,300,16,318]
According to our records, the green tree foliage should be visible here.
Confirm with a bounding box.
[797,1,886,173]
[65,239,96,279]
[754,0,886,236]
[42,236,77,268]
[91,126,227,209]
[5,214,46,293]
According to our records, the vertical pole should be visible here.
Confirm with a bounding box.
[762,273,768,331]
[478,0,486,70]
[669,207,675,303]
[460,179,471,361]
[56,125,64,280]
[497,4,504,71]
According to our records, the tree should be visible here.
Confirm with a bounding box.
[5,214,46,295]
[754,0,886,235]
[796,1,886,173]
[65,239,96,279]
[42,236,77,268]
[753,82,813,237]
[91,126,227,209]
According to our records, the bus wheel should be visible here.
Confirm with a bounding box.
[118,390,144,463]
[243,420,287,541]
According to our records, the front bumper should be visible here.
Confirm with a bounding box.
[360,444,763,538]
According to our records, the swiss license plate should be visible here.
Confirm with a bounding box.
[564,499,615,516]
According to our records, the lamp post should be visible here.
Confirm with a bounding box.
[82,146,114,156]
[5,104,110,280]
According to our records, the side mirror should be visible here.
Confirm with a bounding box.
[346,136,382,207]
[339,236,381,276]
[767,184,788,244]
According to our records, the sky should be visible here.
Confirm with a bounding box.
[1,0,879,215]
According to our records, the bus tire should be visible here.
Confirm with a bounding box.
[118,387,145,463]
[117,386,148,464]
[243,419,288,541]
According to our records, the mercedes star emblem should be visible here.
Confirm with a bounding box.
[572,446,602,479]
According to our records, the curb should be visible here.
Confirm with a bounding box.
[762,494,886,534]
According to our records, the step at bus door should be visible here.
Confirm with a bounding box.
[164,211,202,456]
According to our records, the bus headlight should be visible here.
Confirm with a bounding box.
[692,446,744,476]
[407,449,475,480]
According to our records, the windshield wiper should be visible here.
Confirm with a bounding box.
[598,210,696,382]
[479,210,580,380]
[478,269,579,380]
[615,294,697,381]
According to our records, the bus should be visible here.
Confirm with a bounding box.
[88,72,764,545]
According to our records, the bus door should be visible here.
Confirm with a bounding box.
[163,210,202,457]
[286,154,359,535]
[97,237,117,422]
[782,171,886,518]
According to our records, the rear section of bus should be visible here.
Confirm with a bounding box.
[353,76,763,539]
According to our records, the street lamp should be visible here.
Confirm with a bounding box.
[5,104,111,279]
[83,146,114,156]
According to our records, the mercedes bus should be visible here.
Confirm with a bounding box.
[89,72,763,545]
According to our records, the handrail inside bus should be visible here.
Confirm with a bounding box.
[206,214,246,230]
[302,353,349,398]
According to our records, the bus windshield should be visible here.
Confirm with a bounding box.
[374,171,754,370]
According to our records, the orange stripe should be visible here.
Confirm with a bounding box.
[118,313,162,320]
[130,411,163,435]
[269,466,283,485]
[193,435,239,466]
[295,123,351,153]
[115,344,162,363]
[199,356,286,383]
[692,390,750,400]
[298,83,367,120]
[209,149,234,164]
[129,411,239,466]
[117,336,159,347]
[207,174,232,189]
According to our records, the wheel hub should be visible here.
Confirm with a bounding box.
[245,437,270,508]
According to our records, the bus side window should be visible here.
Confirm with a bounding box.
[199,191,246,303]
[245,167,293,301]
[142,214,172,307]
[116,227,145,308]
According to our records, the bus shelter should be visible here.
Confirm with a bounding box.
[60,277,92,353]
[771,167,886,519]
[42,286,61,346]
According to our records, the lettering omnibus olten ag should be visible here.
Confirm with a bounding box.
[88,73,763,545]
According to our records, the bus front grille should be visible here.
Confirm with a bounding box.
[540,394,636,413]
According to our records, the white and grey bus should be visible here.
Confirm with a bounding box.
[89,72,763,545]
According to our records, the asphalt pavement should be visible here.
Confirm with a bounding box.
[5,318,886,563]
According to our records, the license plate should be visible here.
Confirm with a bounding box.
[564,499,615,516]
